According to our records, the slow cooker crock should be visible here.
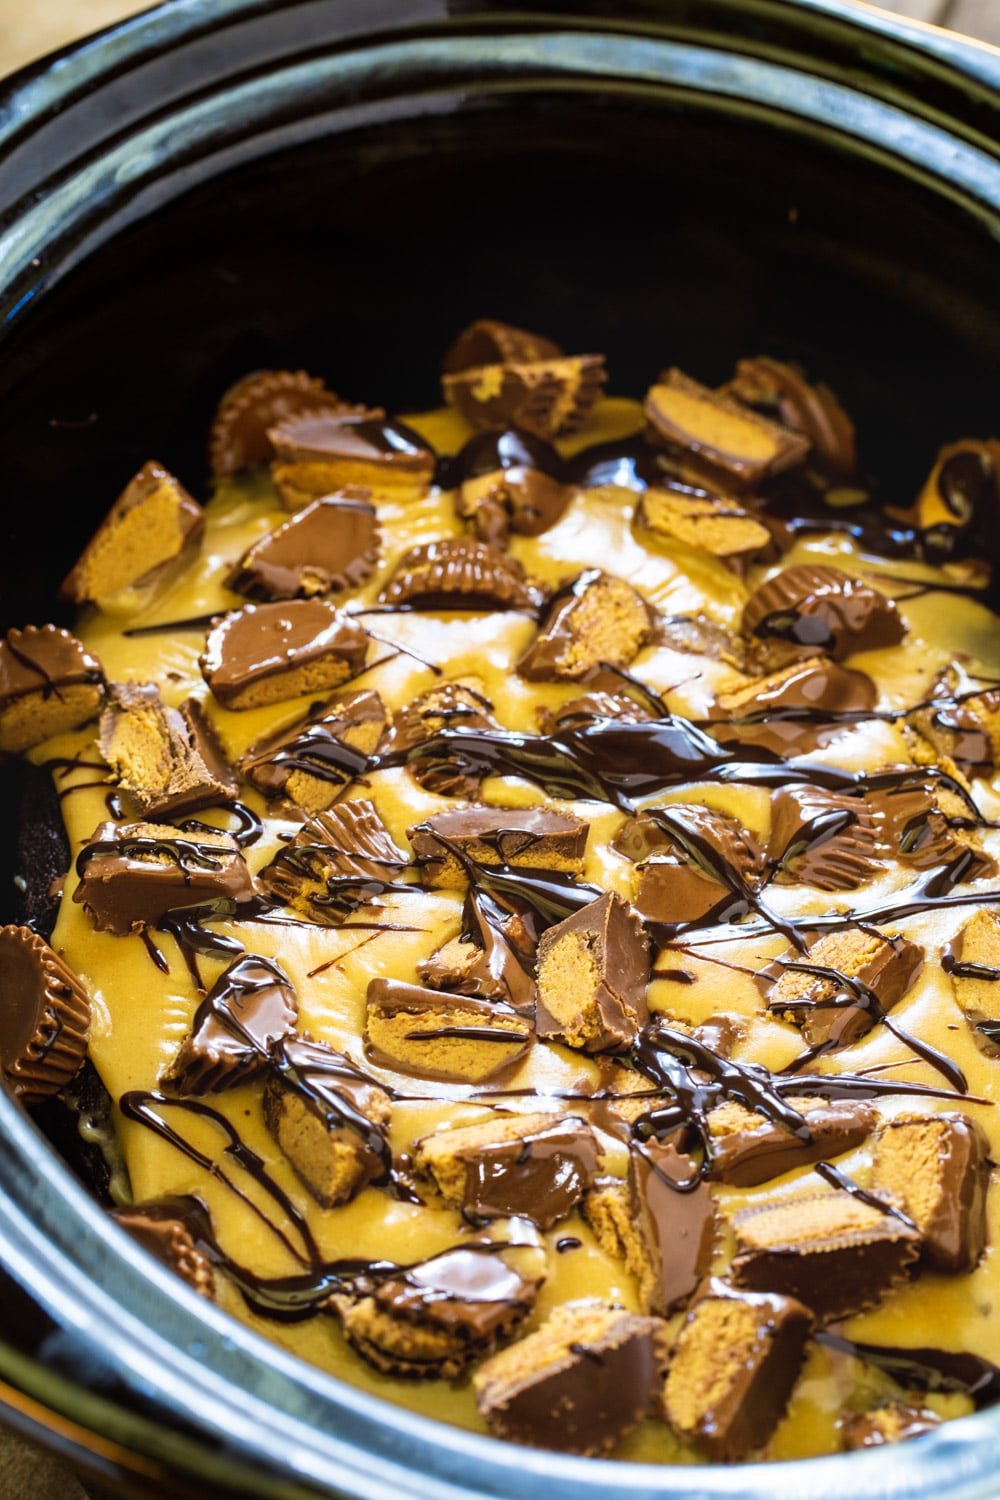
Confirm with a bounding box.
[1,1,999,1495]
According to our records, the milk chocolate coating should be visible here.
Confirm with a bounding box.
[240,690,387,803]
[535,890,649,1053]
[392,681,499,798]
[840,1403,941,1450]
[867,784,995,876]
[628,1138,718,1312]
[408,805,589,883]
[742,565,904,660]
[709,1097,877,1187]
[626,803,763,930]
[259,800,409,912]
[768,785,881,891]
[365,977,532,1081]
[226,491,380,600]
[663,1279,814,1461]
[200,600,369,709]
[110,1196,216,1297]
[73,821,254,936]
[268,409,434,473]
[764,930,924,1050]
[711,658,877,757]
[442,319,563,373]
[645,368,810,487]
[727,356,857,476]
[474,1302,667,1455]
[730,1190,921,1321]
[0,625,105,753]
[443,354,606,440]
[457,465,574,544]
[378,537,542,612]
[659,612,743,664]
[208,369,352,477]
[420,885,539,1017]
[371,1243,539,1340]
[518,568,655,682]
[871,1112,990,1273]
[99,683,237,819]
[162,955,298,1094]
[0,925,90,1105]
[538,691,654,734]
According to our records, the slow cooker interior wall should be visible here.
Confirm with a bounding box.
[1,92,997,917]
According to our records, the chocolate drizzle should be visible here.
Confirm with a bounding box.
[817,1331,1000,1409]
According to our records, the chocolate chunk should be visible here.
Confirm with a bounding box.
[663,1280,813,1460]
[712,658,877,757]
[0,625,105,754]
[60,461,204,604]
[743,565,904,660]
[659,612,743,664]
[586,1139,718,1312]
[225,491,380,600]
[0,925,90,1105]
[442,318,563,374]
[730,1189,920,1321]
[623,804,763,930]
[73,820,254,936]
[378,537,542,612]
[473,1299,668,1455]
[365,978,532,1082]
[635,483,773,571]
[200,600,369,711]
[726,355,857,476]
[391,679,498,799]
[269,410,435,508]
[947,909,1000,1054]
[110,1196,216,1297]
[333,1226,546,1380]
[839,1403,941,1450]
[517,568,655,682]
[867,784,995,877]
[208,369,354,478]
[443,354,606,440]
[408,805,588,889]
[764,929,924,1051]
[768,785,881,891]
[456,466,574,545]
[871,1112,990,1273]
[263,1036,391,1207]
[161,955,297,1094]
[537,691,654,734]
[240,689,387,811]
[707,1097,876,1187]
[413,1111,599,1229]
[907,672,996,780]
[645,369,810,488]
[99,683,237,819]
[888,439,1000,564]
[257,801,409,924]
[535,891,648,1053]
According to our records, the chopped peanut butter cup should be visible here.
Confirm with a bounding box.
[226,491,380,600]
[867,784,995,877]
[258,800,409,922]
[0,624,105,754]
[392,680,498,799]
[768,785,881,891]
[764,928,923,1051]
[457,465,574,545]
[269,410,435,507]
[619,803,763,930]
[645,369,810,488]
[443,354,606,440]
[100,683,237,819]
[73,820,254,935]
[518,568,656,682]
[707,1096,876,1187]
[263,1037,391,1207]
[414,1111,599,1229]
[537,690,654,734]
[636,483,773,572]
[442,318,563,374]
[333,1226,546,1380]
[161,955,297,1094]
[240,689,387,811]
[839,1403,941,1450]
[208,368,354,477]
[0,925,90,1105]
[61,461,204,605]
[473,1299,668,1455]
[110,1196,216,1298]
[535,891,648,1053]
[871,1112,990,1273]
[947,909,1000,1054]
[712,657,877,757]
[200,599,369,711]
[743,565,904,661]
[662,1280,813,1461]
[378,537,542,612]
[726,355,857,476]
[365,978,532,1082]
[730,1189,920,1321]
[408,805,589,888]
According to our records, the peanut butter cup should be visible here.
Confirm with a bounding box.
[240,689,387,811]
[535,891,648,1053]
[365,978,532,1082]
[208,369,354,477]
[0,925,90,1105]
[636,483,773,571]
[161,955,298,1094]
[0,625,105,753]
[764,929,924,1051]
[645,369,810,487]
[391,680,499,799]
[110,1197,216,1298]
[269,409,435,507]
[100,683,237,819]
[226,491,380,600]
[871,1112,990,1273]
[407,805,589,888]
[61,461,204,605]
[258,800,409,922]
[200,599,369,710]
[743,565,904,660]
[726,355,857,476]
[378,537,542,612]
[443,354,606,440]
[518,568,655,681]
